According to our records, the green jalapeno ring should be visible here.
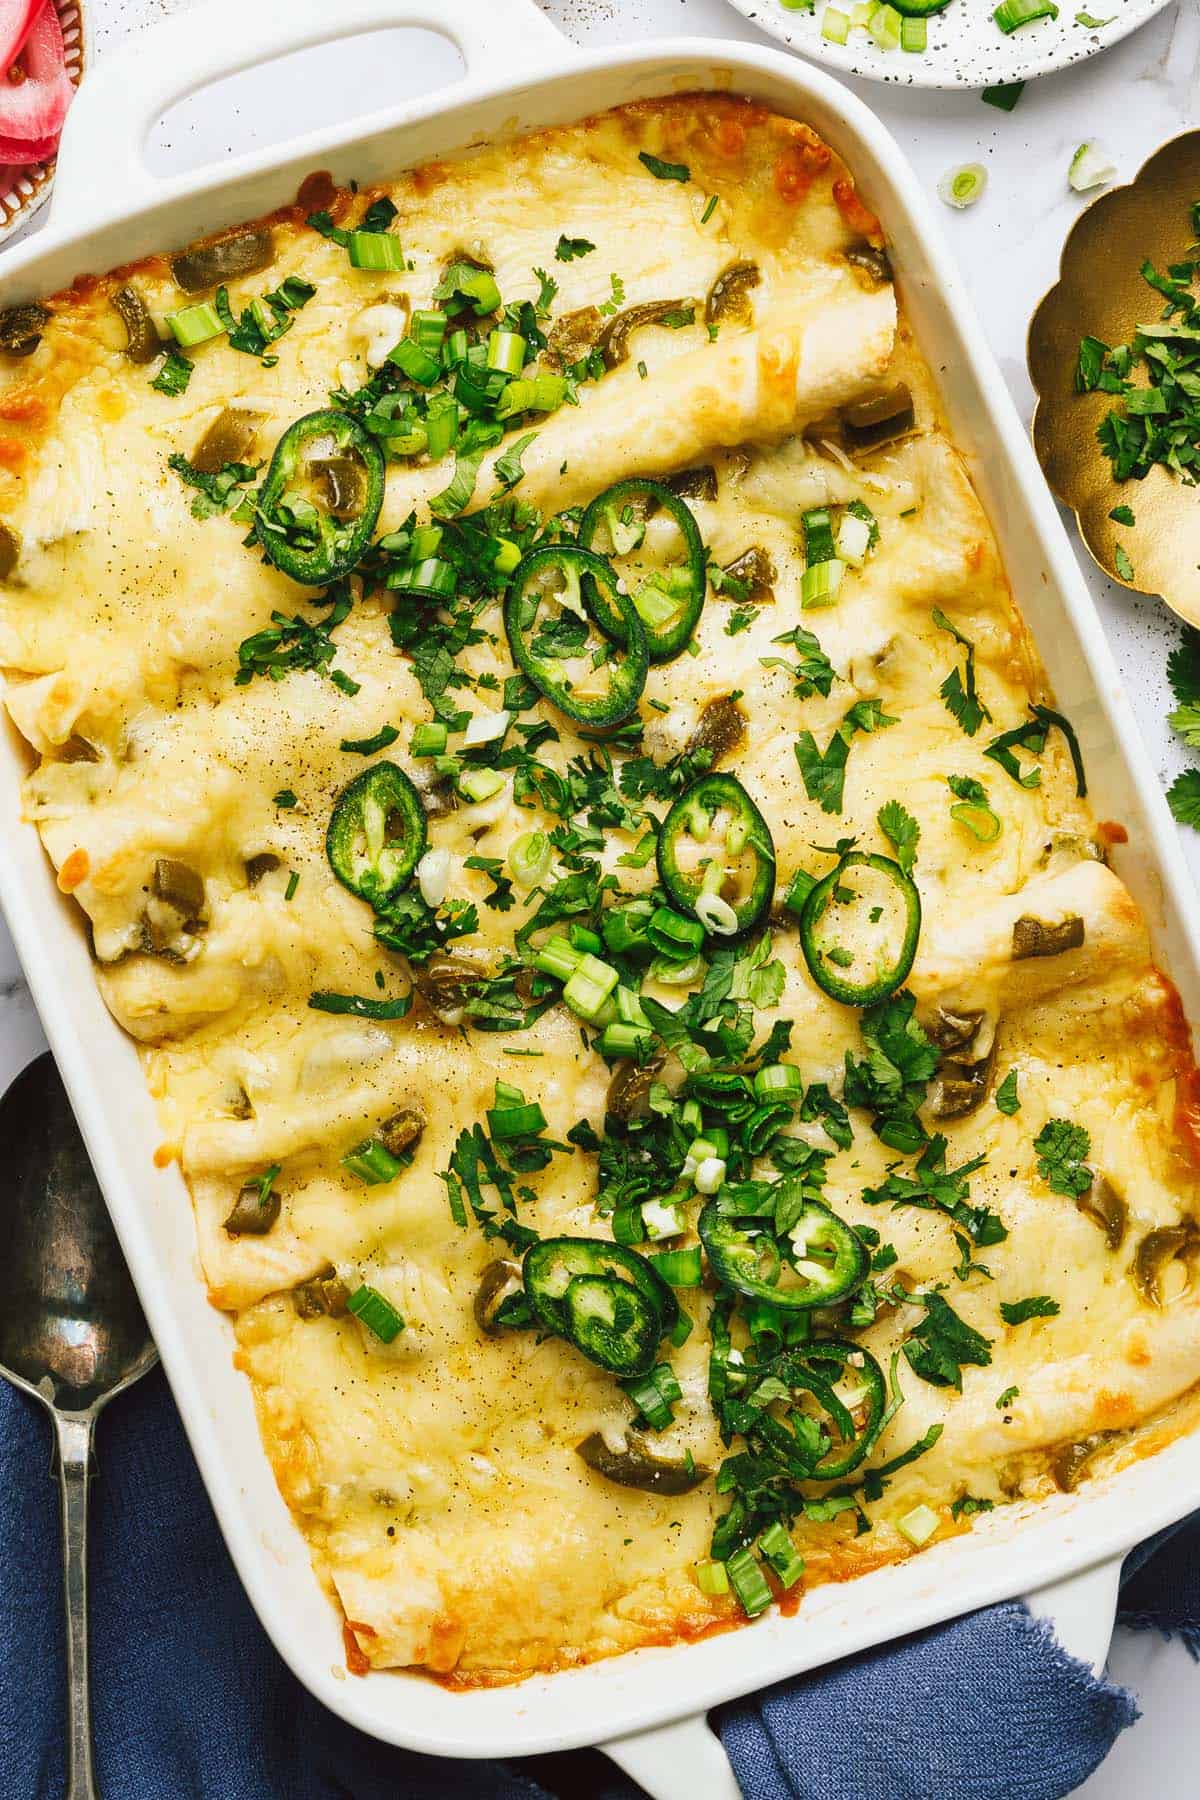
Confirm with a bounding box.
[578,477,707,664]
[799,851,920,1007]
[326,762,428,907]
[698,1194,867,1311]
[523,1235,678,1376]
[748,1339,887,1482]
[257,409,385,587]
[658,772,776,937]
[504,545,649,728]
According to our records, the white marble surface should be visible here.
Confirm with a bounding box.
[3,0,1200,1790]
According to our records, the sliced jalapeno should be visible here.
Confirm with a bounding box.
[257,410,384,587]
[326,762,427,906]
[799,852,920,1006]
[523,1236,678,1377]
[741,1339,886,1481]
[698,1192,867,1311]
[578,478,707,664]
[658,773,775,937]
[504,545,648,728]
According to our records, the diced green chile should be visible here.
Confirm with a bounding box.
[606,1055,664,1123]
[152,858,205,921]
[474,1259,526,1336]
[925,1006,986,1054]
[1078,1174,1127,1251]
[523,1236,678,1377]
[244,852,281,886]
[546,306,603,368]
[846,244,893,286]
[1051,1431,1115,1493]
[705,260,761,326]
[0,303,48,357]
[685,695,746,764]
[799,852,920,1006]
[171,228,275,293]
[576,1430,709,1495]
[599,298,699,368]
[1131,1222,1200,1307]
[257,410,384,586]
[192,406,262,474]
[578,477,707,664]
[292,1268,350,1319]
[112,285,161,363]
[378,1108,424,1158]
[721,545,776,600]
[740,1339,886,1481]
[666,465,718,503]
[504,544,648,727]
[0,521,19,580]
[698,1193,867,1311]
[223,1181,281,1236]
[1012,914,1085,960]
[842,383,915,452]
[658,773,776,935]
[326,762,427,906]
[414,953,487,1018]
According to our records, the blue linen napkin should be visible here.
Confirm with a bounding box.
[2,1366,1193,1800]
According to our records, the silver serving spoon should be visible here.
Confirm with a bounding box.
[0,1052,157,1800]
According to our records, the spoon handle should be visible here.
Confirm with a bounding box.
[55,1413,98,1800]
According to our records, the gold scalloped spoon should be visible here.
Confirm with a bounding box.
[1029,131,1200,630]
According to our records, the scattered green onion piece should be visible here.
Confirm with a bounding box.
[938,163,988,210]
[783,869,817,918]
[347,232,406,272]
[487,1099,548,1141]
[284,870,299,902]
[491,536,522,574]
[508,830,552,888]
[563,954,619,1023]
[754,1062,803,1101]
[341,1138,404,1184]
[534,936,583,982]
[410,309,447,352]
[423,397,459,460]
[487,329,527,377]
[642,1198,687,1241]
[495,373,567,420]
[868,3,902,49]
[822,5,851,40]
[900,15,927,49]
[597,1022,656,1059]
[758,1522,805,1589]
[726,1547,773,1618]
[897,1503,940,1546]
[648,951,705,987]
[410,721,447,757]
[568,922,605,957]
[696,1559,731,1596]
[1068,141,1116,193]
[648,905,706,960]
[388,336,442,385]
[347,1283,405,1343]
[620,1361,682,1429]
[649,1245,704,1287]
[611,1203,648,1245]
[802,507,837,566]
[613,984,651,1027]
[458,768,505,803]
[993,0,1057,28]
[836,509,874,567]
[166,302,224,348]
[800,560,844,609]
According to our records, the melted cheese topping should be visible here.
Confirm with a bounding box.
[3,96,1200,1687]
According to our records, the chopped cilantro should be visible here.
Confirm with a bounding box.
[996,1385,1020,1409]
[339,725,400,756]
[1167,768,1200,827]
[994,1069,1021,1115]
[1000,1295,1060,1325]
[638,151,690,183]
[725,604,760,636]
[793,699,897,815]
[1108,503,1135,525]
[950,1494,995,1520]
[555,234,595,262]
[903,1292,993,1390]
[599,272,626,317]
[1033,1117,1093,1197]
[1114,543,1135,581]
[167,452,259,520]
[150,350,193,395]
[877,799,920,874]
[932,608,992,738]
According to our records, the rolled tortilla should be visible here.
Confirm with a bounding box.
[379,284,898,528]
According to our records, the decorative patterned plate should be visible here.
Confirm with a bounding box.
[1029,131,1200,629]
[721,0,1172,91]
[0,1,87,248]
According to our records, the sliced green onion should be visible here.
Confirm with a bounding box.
[822,5,851,40]
[388,555,457,596]
[696,892,739,937]
[491,536,522,574]
[938,163,988,210]
[568,923,605,957]
[495,373,567,420]
[166,302,224,348]
[950,801,1001,842]
[508,830,552,888]
[463,708,511,749]
[993,0,1057,29]
[347,1283,405,1343]
[800,559,844,608]
[444,326,470,365]
[597,1021,656,1059]
[693,1155,726,1195]
[649,1245,704,1287]
[347,232,406,272]
[633,583,680,629]
[648,906,706,960]
[342,1138,403,1185]
[1068,141,1116,193]
[458,768,505,803]
[642,1197,687,1241]
[897,1503,940,1546]
[487,1099,548,1141]
[726,1547,773,1618]
[614,984,651,1027]
[836,509,874,567]
[388,337,441,385]
[563,953,619,1022]
[620,1361,681,1429]
[487,329,527,377]
[802,507,837,566]
[410,309,447,353]
[648,951,705,987]
[754,1063,803,1101]
[783,868,817,918]
[900,15,927,49]
[696,1559,730,1596]
[411,721,448,757]
[868,3,902,48]
[408,524,443,560]
[534,936,583,981]
[611,1203,648,1245]
[758,1522,805,1589]
[423,394,459,460]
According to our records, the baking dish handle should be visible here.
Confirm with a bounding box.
[50,0,568,237]
[597,1561,1122,1797]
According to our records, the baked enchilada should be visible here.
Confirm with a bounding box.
[2,94,1200,1686]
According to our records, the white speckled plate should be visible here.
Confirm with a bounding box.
[0,1,88,248]
[722,0,1173,89]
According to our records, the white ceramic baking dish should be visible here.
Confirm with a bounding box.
[3,3,1200,1794]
